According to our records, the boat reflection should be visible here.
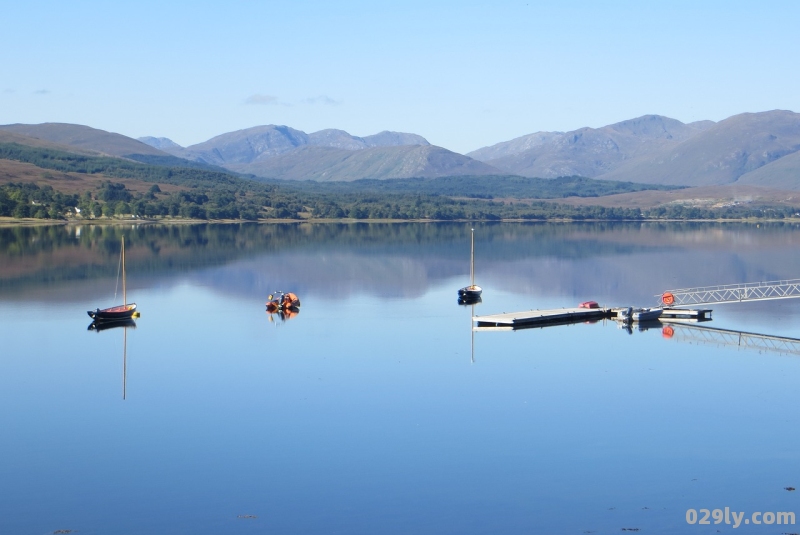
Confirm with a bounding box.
[266,307,300,323]
[615,318,662,335]
[87,318,135,399]
[88,318,137,332]
[458,295,482,306]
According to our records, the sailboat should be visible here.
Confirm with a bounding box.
[458,228,482,301]
[88,236,137,321]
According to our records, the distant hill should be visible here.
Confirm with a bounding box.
[599,110,800,186]
[231,145,501,181]
[361,131,429,147]
[144,125,449,180]
[0,130,102,156]
[472,111,800,189]
[178,125,310,165]
[467,131,565,162]
[306,129,428,149]
[736,149,800,190]
[138,136,183,151]
[0,123,170,159]
[478,115,715,178]
[166,125,431,168]
[8,111,800,189]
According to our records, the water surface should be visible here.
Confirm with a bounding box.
[2,222,799,534]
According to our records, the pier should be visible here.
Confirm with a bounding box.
[473,307,612,328]
[660,307,712,320]
[473,306,711,330]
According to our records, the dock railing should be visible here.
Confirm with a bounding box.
[658,279,800,306]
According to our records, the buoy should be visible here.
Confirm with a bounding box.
[661,292,675,306]
[662,325,675,339]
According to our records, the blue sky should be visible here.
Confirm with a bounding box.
[2,0,798,153]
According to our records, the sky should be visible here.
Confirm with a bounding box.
[2,0,798,154]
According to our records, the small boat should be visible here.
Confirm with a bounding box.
[266,291,300,313]
[458,228,482,300]
[619,306,663,322]
[633,307,663,321]
[266,291,301,323]
[88,236,137,321]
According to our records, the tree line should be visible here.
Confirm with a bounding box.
[2,142,800,222]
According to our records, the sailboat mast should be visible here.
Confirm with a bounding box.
[470,228,475,286]
[122,236,126,306]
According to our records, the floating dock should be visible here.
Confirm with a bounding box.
[474,307,612,328]
[473,306,712,330]
[660,307,712,321]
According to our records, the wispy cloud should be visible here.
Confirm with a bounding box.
[302,95,341,106]
[2,88,14,95]
[244,93,279,105]
[244,93,341,107]
[33,89,50,95]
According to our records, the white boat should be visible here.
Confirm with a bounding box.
[618,306,663,322]
[632,307,663,321]
[458,228,482,300]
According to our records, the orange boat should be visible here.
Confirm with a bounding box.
[266,291,300,313]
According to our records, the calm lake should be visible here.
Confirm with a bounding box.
[2,221,800,534]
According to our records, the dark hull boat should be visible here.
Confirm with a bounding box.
[458,228,482,300]
[88,236,137,322]
[88,303,137,321]
[458,285,482,299]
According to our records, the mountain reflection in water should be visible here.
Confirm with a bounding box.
[4,221,800,308]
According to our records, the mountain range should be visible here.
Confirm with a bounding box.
[139,125,498,181]
[467,111,800,189]
[1,109,799,189]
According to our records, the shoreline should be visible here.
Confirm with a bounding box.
[2,216,800,228]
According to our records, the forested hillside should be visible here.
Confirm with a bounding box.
[1,141,798,222]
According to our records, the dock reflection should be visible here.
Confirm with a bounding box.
[659,322,800,357]
[471,312,800,359]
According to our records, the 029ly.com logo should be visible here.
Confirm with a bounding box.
[686,507,795,529]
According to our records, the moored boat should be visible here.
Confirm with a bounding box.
[266,291,300,313]
[633,307,663,321]
[617,306,663,322]
[458,228,482,299]
[88,303,137,321]
[88,236,137,321]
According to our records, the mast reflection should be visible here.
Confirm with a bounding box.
[87,318,135,399]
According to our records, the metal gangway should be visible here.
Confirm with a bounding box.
[661,323,800,358]
[658,279,800,307]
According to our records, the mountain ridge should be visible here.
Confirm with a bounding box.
[230,145,501,182]
[4,111,800,188]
